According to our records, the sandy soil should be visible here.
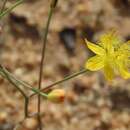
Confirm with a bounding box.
[0,0,130,130]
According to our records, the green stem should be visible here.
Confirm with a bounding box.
[0,0,24,19]
[50,0,58,8]
[0,66,47,98]
[0,67,30,118]
[0,67,27,97]
[0,66,48,119]
[0,0,8,13]
[0,65,87,98]
[37,6,54,130]
[4,68,35,89]
[24,97,29,118]
[30,69,87,97]
[37,0,59,128]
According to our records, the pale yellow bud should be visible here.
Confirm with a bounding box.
[47,89,65,103]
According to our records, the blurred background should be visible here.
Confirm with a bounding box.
[0,0,130,130]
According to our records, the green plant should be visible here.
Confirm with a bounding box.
[0,0,130,130]
[0,0,87,129]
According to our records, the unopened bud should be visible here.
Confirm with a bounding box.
[47,89,65,103]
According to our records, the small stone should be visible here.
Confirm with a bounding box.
[24,118,38,129]
[59,28,77,55]
[0,112,8,123]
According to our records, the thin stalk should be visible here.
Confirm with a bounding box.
[31,69,87,97]
[0,0,24,19]
[41,69,87,92]
[0,66,48,119]
[0,68,29,118]
[24,97,29,118]
[0,67,26,97]
[4,68,36,90]
[37,6,54,130]
[0,0,8,13]
[0,65,87,98]
[0,66,47,98]
[37,0,59,125]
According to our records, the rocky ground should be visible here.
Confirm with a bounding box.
[0,0,130,130]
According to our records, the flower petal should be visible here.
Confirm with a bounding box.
[118,64,130,79]
[85,55,104,71]
[118,40,130,53]
[85,39,105,55]
[104,63,115,80]
[99,30,120,51]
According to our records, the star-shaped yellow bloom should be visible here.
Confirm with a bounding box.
[85,31,130,80]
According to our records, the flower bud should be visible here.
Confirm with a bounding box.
[47,89,65,103]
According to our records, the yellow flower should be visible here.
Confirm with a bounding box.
[85,31,130,80]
